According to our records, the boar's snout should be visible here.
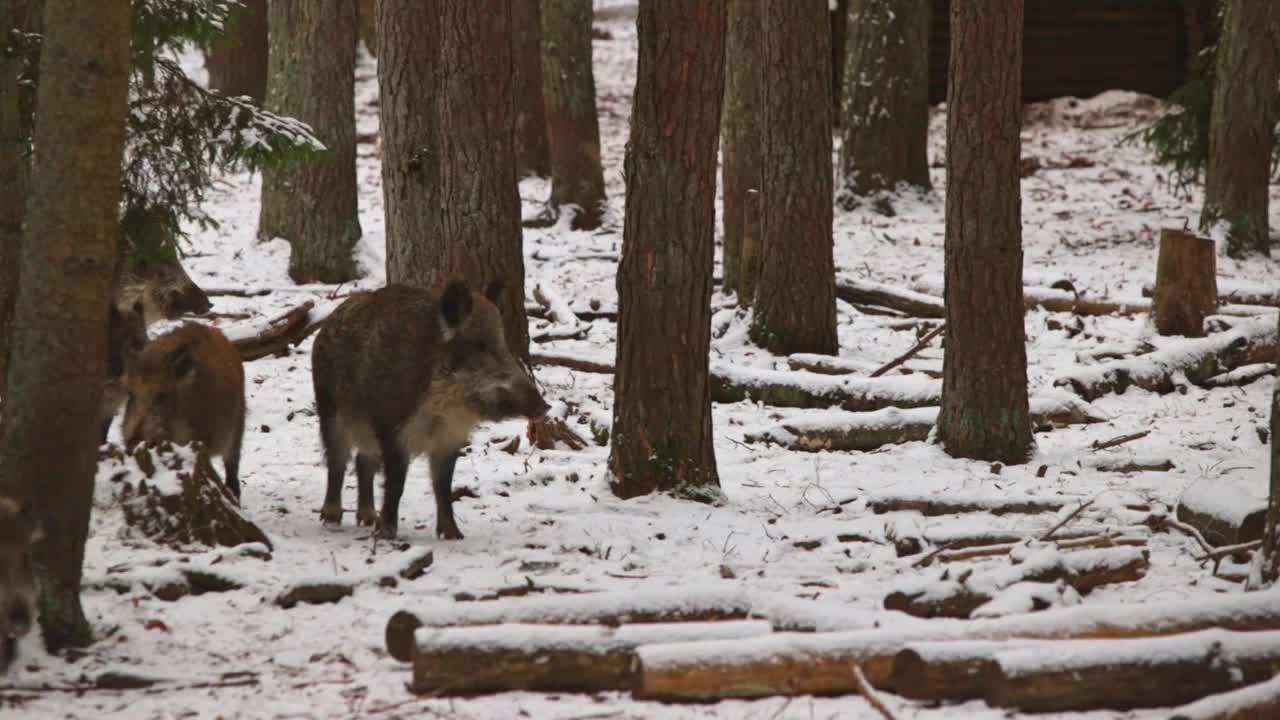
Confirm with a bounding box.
[169,287,211,317]
[496,380,550,420]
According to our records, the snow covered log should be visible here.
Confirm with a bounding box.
[223,300,336,361]
[745,394,1105,452]
[867,491,1069,516]
[531,282,581,327]
[1168,673,1280,720]
[1153,229,1218,337]
[786,353,941,378]
[912,274,1152,317]
[1177,474,1269,547]
[410,621,772,695]
[633,588,1280,700]
[1053,318,1277,400]
[984,629,1280,712]
[883,547,1150,619]
[710,364,939,411]
[1202,362,1275,388]
[275,547,433,609]
[1144,277,1280,310]
[889,640,1037,700]
[835,277,945,318]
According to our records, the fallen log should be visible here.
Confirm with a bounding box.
[786,353,941,378]
[912,275,1153,317]
[984,629,1280,713]
[890,640,1037,700]
[1168,673,1280,720]
[532,282,581,327]
[868,492,1069,517]
[530,350,614,374]
[1203,362,1274,388]
[1054,318,1277,400]
[745,394,1105,452]
[411,620,772,695]
[1177,474,1269,547]
[911,524,1148,558]
[632,588,1280,700]
[276,547,433,609]
[1144,277,1280,309]
[835,277,945,318]
[222,300,333,362]
[710,364,939,412]
[883,547,1150,619]
[932,533,1148,565]
[871,323,945,377]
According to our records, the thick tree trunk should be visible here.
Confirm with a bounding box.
[541,0,606,230]
[376,0,439,289]
[357,0,376,56]
[837,0,932,200]
[204,0,267,103]
[1153,228,1217,337]
[608,0,724,500]
[935,0,1032,464]
[0,0,28,389]
[512,0,549,178]
[436,2,529,358]
[258,0,361,284]
[720,0,762,304]
[0,0,131,651]
[829,0,849,125]
[1201,0,1280,258]
[749,0,837,356]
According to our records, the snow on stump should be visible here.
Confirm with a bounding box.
[410,621,772,695]
[1176,471,1269,547]
[102,442,271,551]
[1153,229,1218,338]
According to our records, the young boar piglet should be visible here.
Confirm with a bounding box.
[312,280,550,539]
[0,497,40,675]
[122,323,247,500]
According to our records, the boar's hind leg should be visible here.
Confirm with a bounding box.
[429,450,464,540]
[375,431,409,539]
[318,410,350,524]
[355,454,380,526]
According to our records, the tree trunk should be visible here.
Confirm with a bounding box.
[749,0,837,356]
[608,0,724,500]
[829,0,849,126]
[934,0,1032,464]
[1153,228,1217,337]
[258,0,361,284]
[436,2,529,358]
[0,0,28,389]
[376,0,440,289]
[541,0,606,230]
[512,0,549,178]
[357,0,376,56]
[837,0,932,200]
[0,0,131,651]
[720,0,762,304]
[1201,0,1280,258]
[204,0,267,103]
[1260,308,1280,587]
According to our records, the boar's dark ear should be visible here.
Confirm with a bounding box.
[132,300,144,318]
[483,280,504,306]
[440,281,472,329]
[167,343,195,381]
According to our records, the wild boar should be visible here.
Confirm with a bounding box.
[311,280,550,539]
[114,243,212,325]
[100,302,148,442]
[0,496,40,675]
[122,323,246,500]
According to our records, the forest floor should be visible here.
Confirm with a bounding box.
[4,3,1280,719]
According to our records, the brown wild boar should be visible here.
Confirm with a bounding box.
[114,241,212,325]
[312,281,550,539]
[0,496,40,675]
[122,323,246,500]
[100,301,148,442]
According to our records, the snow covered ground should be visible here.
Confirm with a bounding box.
[4,5,1279,719]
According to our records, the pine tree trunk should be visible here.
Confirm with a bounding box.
[609,0,724,501]
[749,0,837,356]
[0,0,131,651]
[720,0,762,304]
[436,1,529,358]
[377,0,439,289]
[934,0,1032,464]
[837,0,932,200]
[513,0,549,178]
[829,0,849,126]
[258,0,361,284]
[1261,309,1280,587]
[1201,1,1280,258]
[204,0,267,103]
[541,0,606,230]
[358,0,376,56]
[0,0,28,389]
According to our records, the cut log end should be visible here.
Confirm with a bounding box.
[1153,229,1218,338]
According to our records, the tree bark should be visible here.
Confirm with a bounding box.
[837,0,932,200]
[435,2,529,358]
[1153,228,1218,337]
[935,0,1032,464]
[541,0,606,230]
[376,0,440,289]
[608,0,724,500]
[512,0,549,178]
[829,0,849,125]
[0,0,131,651]
[0,0,29,389]
[749,0,837,356]
[357,0,376,56]
[1201,0,1280,258]
[204,0,267,103]
[720,0,762,304]
[258,0,361,284]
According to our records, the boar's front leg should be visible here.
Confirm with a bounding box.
[376,431,409,539]
[429,449,464,540]
[318,410,349,524]
[355,453,380,526]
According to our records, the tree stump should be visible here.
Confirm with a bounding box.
[103,442,272,551]
[1153,229,1218,337]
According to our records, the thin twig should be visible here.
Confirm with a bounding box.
[1163,514,1216,555]
[1090,430,1151,451]
[911,540,963,568]
[851,664,898,720]
[870,323,945,378]
[1040,498,1096,541]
